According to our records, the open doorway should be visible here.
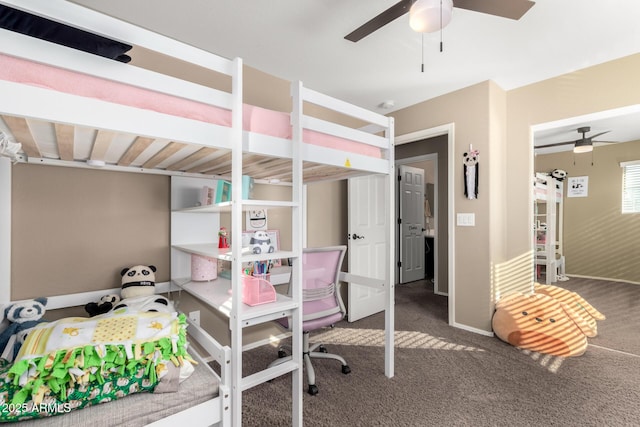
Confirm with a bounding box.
[395,125,453,312]
[531,105,640,284]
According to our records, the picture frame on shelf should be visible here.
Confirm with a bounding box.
[199,185,216,206]
[215,180,232,204]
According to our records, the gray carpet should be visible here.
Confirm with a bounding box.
[241,278,640,426]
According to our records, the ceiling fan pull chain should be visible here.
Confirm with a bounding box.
[421,33,425,72]
[440,0,444,52]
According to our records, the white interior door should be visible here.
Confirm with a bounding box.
[347,175,387,322]
[399,165,425,283]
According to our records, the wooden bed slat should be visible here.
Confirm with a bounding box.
[90,130,115,161]
[166,147,220,171]
[54,123,74,161]
[188,152,232,174]
[242,157,289,176]
[248,161,292,180]
[2,115,41,158]
[142,141,187,169]
[118,136,155,166]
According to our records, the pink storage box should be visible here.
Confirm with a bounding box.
[242,275,276,306]
[191,254,218,281]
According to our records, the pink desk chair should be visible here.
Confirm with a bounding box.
[270,246,351,395]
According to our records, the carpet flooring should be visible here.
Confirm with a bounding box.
[241,277,640,426]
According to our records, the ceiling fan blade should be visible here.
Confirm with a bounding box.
[536,141,577,149]
[344,0,412,42]
[453,0,535,20]
[586,130,611,141]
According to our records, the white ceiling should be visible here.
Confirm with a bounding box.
[71,0,640,150]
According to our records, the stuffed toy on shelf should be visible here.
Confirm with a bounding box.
[0,297,48,361]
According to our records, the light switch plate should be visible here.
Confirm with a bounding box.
[456,213,475,226]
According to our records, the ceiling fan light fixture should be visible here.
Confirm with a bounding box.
[573,142,593,154]
[409,0,453,33]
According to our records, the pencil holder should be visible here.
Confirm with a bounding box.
[242,274,276,306]
[252,273,271,282]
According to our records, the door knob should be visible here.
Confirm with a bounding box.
[352,233,364,240]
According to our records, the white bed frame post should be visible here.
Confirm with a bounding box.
[290,81,304,426]
[229,57,244,426]
[385,117,395,378]
[0,158,10,304]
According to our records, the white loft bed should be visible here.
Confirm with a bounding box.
[0,1,395,426]
[533,172,564,284]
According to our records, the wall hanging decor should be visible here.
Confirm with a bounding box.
[463,145,479,199]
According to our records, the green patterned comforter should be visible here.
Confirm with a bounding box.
[0,311,192,422]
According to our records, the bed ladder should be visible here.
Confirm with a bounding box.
[227,79,304,426]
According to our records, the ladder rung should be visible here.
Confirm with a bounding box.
[240,302,299,328]
[241,360,299,391]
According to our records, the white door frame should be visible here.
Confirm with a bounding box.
[396,154,437,291]
[396,123,455,327]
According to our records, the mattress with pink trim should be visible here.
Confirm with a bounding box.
[0,54,382,159]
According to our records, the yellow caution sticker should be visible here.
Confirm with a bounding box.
[344,158,351,168]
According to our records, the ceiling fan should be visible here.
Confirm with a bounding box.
[536,127,616,153]
[344,0,536,42]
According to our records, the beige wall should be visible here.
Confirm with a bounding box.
[535,140,640,283]
[506,53,640,266]
[391,81,502,331]
[389,54,640,332]
[306,181,348,247]
[11,164,170,300]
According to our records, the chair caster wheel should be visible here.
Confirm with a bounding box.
[342,365,351,375]
[308,384,319,395]
[318,345,327,353]
[277,349,287,358]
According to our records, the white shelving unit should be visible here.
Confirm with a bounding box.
[534,173,564,283]
[170,164,303,424]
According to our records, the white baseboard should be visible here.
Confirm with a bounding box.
[566,274,640,286]
[450,321,494,337]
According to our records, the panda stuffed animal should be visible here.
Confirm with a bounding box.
[551,169,568,181]
[113,265,174,313]
[85,294,121,317]
[250,230,275,254]
[0,297,48,361]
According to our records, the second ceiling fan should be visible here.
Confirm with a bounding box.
[344,0,536,42]
[536,127,617,153]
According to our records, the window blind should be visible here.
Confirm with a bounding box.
[622,162,640,213]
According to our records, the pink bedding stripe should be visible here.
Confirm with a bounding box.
[0,54,381,159]
[0,53,232,126]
